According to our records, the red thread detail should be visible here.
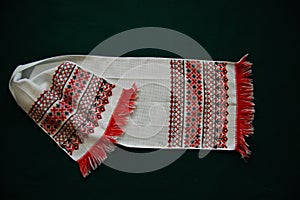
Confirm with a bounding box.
[184,60,203,148]
[77,137,114,177]
[235,54,255,158]
[105,83,137,141]
[77,83,138,177]
[168,60,184,147]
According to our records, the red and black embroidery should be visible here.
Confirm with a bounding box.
[28,62,115,155]
[28,62,75,122]
[184,60,203,148]
[168,59,185,147]
[202,61,229,149]
[39,67,91,135]
[53,77,114,154]
[215,62,229,148]
[168,59,229,149]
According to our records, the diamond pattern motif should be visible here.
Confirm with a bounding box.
[184,61,203,148]
[168,59,185,147]
[40,67,91,135]
[28,62,75,122]
[168,59,229,149]
[202,61,229,149]
[29,62,115,155]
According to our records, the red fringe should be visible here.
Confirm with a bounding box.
[77,83,138,177]
[235,54,254,158]
[77,137,115,177]
[104,83,138,143]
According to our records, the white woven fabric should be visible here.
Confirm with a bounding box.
[9,55,243,152]
[9,57,138,176]
[9,54,255,176]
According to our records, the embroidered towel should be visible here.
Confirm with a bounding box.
[9,60,137,177]
[9,54,254,176]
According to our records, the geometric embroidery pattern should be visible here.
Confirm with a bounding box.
[215,62,229,148]
[168,59,229,149]
[28,62,115,155]
[40,67,91,135]
[168,59,185,147]
[202,61,229,149]
[28,62,75,122]
[184,60,203,148]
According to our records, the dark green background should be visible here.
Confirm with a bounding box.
[1,0,297,199]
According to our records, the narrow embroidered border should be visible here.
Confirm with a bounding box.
[183,60,203,148]
[202,61,229,149]
[168,59,185,147]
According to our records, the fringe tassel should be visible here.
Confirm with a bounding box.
[77,137,115,177]
[77,83,138,177]
[105,83,138,143]
[235,54,255,158]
